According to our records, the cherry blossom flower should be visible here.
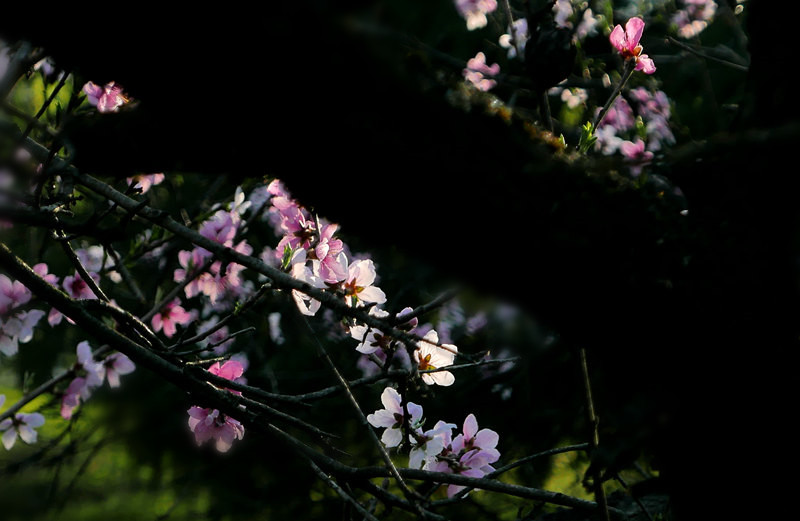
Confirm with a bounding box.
[290,250,328,316]
[101,352,136,388]
[208,360,245,388]
[311,223,347,283]
[451,413,501,463]
[342,259,386,307]
[597,97,635,132]
[187,406,245,452]
[274,200,316,258]
[463,52,500,92]
[62,271,99,300]
[498,18,529,58]
[409,420,456,469]
[349,308,392,354]
[32,263,59,287]
[0,309,45,356]
[151,299,194,338]
[0,412,45,450]
[367,387,423,448]
[127,173,165,194]
[199,209,237,249]
[454,0,497,31]
[83,81,129,113]
[621,138,654,163]
[609,17,656,74]
[620,138,654,176]
[414,330,457,386]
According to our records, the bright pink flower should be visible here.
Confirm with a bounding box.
[199,210,238,249]
[174,248,213,298]
[187,406,245,452]
[609,17,656,74]
[151,299,194,338]
[83,81,129,113]
[274,201,316,258]
[463,52,500,92]
[0,412,45,450]
[451,413,501,463]
[208,360,245,387]
[0,274,31,313]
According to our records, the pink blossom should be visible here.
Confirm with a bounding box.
[274,201,316,258]
[187,406,245,452]
[451,413,501,462]
[208,360,245,385]
[0,309,46,356]
[62,271,99,299]
[0,274,31,313]
[174,248,213,298]
[409,420,456,469]
[311,223,347,283]
[455,0,497,30]
[620,138,654,163]
[199,210,238,249]
[414,330,457,386]
[151,299,194,338]
[597,97,635,132]
[82,81,129,113]
[349,308,392,354]
[498,18,529,58]
[127,173,165,194]
[609,17,656,74]
[367,387,424,448]
[101,352,136,388]
[463,52,500,92]
[342,259,386,307]
[32,263,59,286]
[0,412,45,450]
[620,138,655,176]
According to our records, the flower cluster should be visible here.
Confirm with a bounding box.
[186,360,246,452]
[0,272,45,356]
[672,0,717,39]
[368,387,500,497]
[61,341,135,419]
[173,187,254,308]
[454,0,497,31]
[0,394,45,450]
[463,52,500,92]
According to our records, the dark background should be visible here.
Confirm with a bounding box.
[1,1,799,519]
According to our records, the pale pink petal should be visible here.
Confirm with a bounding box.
[637,54,656,74]
[381,426,403,447]
[463,414,479,439]
[474,429,499,449]
[17,425,37,444]
[379,387,402,415]
[367,409,397,429]
[2,428,16,450]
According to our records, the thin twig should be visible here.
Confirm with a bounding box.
[579,347,611,521]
